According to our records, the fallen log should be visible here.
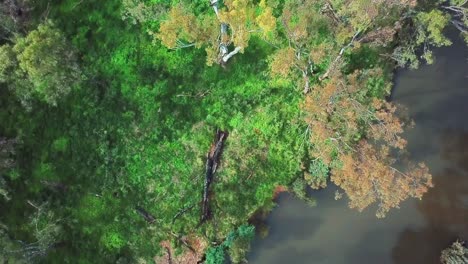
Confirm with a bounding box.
[172,204,195,224]
[135,206,156,224]
[200,130,228,223]
[40,180,68,192]
[164,246,173,264]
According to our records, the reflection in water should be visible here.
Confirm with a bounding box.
[392,131,468,264]
[249,34,467,264]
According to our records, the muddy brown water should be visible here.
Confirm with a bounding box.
[248,36,468,264]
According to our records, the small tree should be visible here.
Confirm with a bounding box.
[440,240,468,264]
[205,225,255,264]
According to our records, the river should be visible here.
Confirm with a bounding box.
[248,35,468,264]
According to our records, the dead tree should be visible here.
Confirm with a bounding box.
[200,130,228,223]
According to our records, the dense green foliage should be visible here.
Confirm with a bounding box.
[0,0,465,263]
[0,21,82,108]
[205,225,255,264]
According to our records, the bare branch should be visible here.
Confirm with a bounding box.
[320,30,361,81]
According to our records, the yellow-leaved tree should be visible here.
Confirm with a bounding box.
[156,0,276,65]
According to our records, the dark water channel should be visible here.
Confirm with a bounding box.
[248,37,468,264]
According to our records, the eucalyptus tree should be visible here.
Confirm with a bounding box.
[0,20,82,108]
[156,0,276,65]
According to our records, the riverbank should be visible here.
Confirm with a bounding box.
[248,34,468,264]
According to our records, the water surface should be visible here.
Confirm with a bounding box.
[248,36,468,264]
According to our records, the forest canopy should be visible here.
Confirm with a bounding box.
[0,0,466,263]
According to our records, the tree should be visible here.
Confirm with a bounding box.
[302,67,432,217]
[392,8,452,68]
[156,3,206,50]
[322,0,418,78]
[121,0,166,24]
[332,141,433,218]
[441,0,468,44]
[0,20,82,108]
[440,240,468,264]
[204,225,255,264]
[227,225,255,263]
[270,0,334,93]
[155,0,276,65]
[268,0,418,91]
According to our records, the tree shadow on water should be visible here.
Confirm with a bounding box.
[247,194,325,264]
[392,130,468,264]
[257,194,325,246]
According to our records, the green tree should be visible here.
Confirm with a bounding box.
[205,225,255,264]
[0,20,82,108]
[440,240,468,264]
[393,8,452,68]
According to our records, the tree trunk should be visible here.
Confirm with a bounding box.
[209,0,242,65]
[200,130,228,223]
[320,30,361,81]
[221,46,242,63]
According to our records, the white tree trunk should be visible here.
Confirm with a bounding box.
[320,30,361,81]
[222,46,242,63]
[209,0,242,64]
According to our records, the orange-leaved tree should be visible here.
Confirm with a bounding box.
[332,141,433,218]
